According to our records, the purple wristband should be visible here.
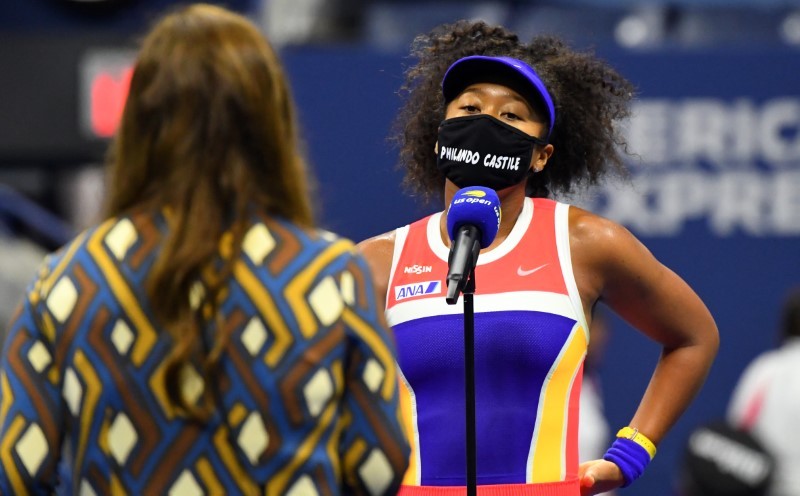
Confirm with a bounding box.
[603,437,652,487]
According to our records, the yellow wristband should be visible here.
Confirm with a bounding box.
[616,427,657,460]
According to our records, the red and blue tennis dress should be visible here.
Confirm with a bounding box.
[386,198,589,495]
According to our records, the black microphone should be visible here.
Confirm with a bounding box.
[445,187,501,304]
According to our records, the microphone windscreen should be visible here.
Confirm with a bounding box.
[446,186,502,249]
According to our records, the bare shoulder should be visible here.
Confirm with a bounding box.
[567,205,653,293]
[568,205,716,347]
[569,206,643,315]
[356,231,397,307]
[568,205,639,255]
[357,231,396,272]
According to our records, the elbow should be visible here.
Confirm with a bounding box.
[687,320,720,372]
[704,319,721,359]
[665,318,720,366]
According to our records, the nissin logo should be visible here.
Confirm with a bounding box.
[394,281,441,301]
[403,265,433,274]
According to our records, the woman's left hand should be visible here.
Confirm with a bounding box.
[578,459,624,495]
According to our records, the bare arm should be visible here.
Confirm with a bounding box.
[570,206,719,445]
[570,207,718,494]
[356,231,396,312]
[570,208,719,443]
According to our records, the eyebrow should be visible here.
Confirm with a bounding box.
[459,85,537,118]
[460,86,529,105]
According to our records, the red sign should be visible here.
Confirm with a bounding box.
[89,67,133,138]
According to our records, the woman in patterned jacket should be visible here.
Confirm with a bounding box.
[0,4,409,494]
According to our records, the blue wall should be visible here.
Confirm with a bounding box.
[282,46,800,493]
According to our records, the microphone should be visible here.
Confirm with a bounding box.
[445,187,501,304]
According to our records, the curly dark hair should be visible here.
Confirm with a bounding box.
[392,20,635,201]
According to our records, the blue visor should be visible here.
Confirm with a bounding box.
[442,55,556,137]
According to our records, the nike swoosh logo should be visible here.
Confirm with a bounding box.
[517,264,548,276]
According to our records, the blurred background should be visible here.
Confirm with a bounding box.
[2,0,800,493]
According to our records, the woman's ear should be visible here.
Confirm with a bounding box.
[434,140,439,156]
[531,144,554,172]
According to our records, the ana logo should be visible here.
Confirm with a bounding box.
[395,281,442,301]
[403,264,433,275]
[463,190,486,198]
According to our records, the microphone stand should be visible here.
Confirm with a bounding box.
[446,241,479,496]
[462,269,477,496]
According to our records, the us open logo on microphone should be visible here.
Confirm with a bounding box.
[394,281,442,301]
[452,189,494,207]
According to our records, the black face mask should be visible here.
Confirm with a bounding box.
[436,114,547,191]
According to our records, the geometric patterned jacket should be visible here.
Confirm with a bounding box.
[0,210,409,495]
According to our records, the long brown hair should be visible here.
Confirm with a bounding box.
[105,3,314,418]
